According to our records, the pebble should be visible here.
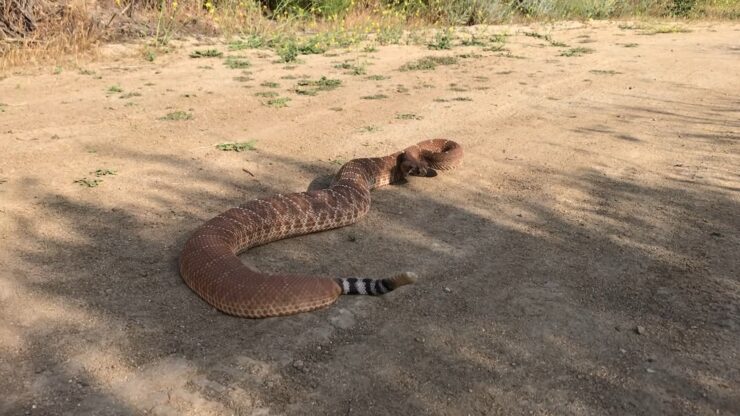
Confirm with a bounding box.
[635,325,646,335]
[292,360,304,371]
[443,287,451,293]
[646,368,655,373]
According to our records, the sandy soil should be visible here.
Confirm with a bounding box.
[1,20,738,416]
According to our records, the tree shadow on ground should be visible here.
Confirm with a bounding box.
[2,143,739,415]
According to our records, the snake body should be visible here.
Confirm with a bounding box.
[179,139,463,318]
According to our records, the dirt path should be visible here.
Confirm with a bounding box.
[1,20,738,416]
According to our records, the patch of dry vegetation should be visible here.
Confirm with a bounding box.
[1,0,738,69]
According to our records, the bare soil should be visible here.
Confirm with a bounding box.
[1,21,738,416]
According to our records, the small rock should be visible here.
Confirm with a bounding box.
[414,337,424,343]
[635,325,646,335]
[619,348,627,354]
[646,368,655,373]
[292,360,304,370]
[443,287,451,293]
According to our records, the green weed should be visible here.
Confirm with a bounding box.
[260,81,280,88]
[560,47,594,57]
[74,178,102,187]
[190,49,223,58]
[361,94,388,100]
[266,97,291,107]
[400,56,458,71]
[224,56,251,69]
[107,85,123,93]
[428,30,454,50]
[159,111,193,121]
[396,113,423,120]
[216,141,256,152]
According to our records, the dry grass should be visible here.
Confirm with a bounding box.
[1,0,738,70]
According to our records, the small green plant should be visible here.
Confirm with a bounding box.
[623,43,639,48]
[107,85,123,93]
[0,103,7,112]
[260,81,280,88]
[461,34,487,47]
[360,125,381,133]
[190,49,223,58]
[143,49,156,62]
[490,33,508,43]
[400,56,457,71]
[560,47,594,57]
[74,178,102,187]
[224,57,251,69]
[254,91,279,98]
[79,69,95,75]
[361,94,388,100]
[396,113,423,120]
[452,97,473,101]
[294,76,342,95]
[120,92,142,99]
[363,44,378,53]
[159,111,193,121]
[94,169,116,177]
[589,70,620,75]
[523,31,567,47]
[277,40,299,63]
[265,97,291,108]
[229,35,265,50]
[428,30,454,50]
[366,75,389,81]
[216,141,256,152]
[234,76,253,82]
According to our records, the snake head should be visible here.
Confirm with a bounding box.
[400,158,436,178]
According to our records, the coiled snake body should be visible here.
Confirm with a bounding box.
[179,139,463,318]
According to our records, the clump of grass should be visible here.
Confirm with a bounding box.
[254,91,279,98]
[456,52,483,59]
[360,125,381,133]
[94,169,116,176]
[589,69,621,75]
[460,34,487,47]
[107,85,123,93]
[623,43,639,48]
[428,30,454,50]
[642,25,691,35]
[400,56,458,71]
[396,113,423,120]
[265,97,291,108]
[234,76,253,82]
[260,81,280,88]
[366,75,389,81]
[294,76,342,95]
[74,178,102,188]
[216,141,256,152]
[363,45,378,53]
[224,56,251,69]
[452,96,473,101]
[159,111,193,121]
[119,92,141,99]
[190,49,223,58]
[229,35,265,50]
[560,47,594,57]
[523,31,568,47]
[361,94,388,100]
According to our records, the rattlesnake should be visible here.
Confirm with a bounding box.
[179,139,463,318]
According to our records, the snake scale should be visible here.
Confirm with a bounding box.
[179,139,463,318]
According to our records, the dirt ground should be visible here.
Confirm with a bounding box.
[1,20,738,416]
